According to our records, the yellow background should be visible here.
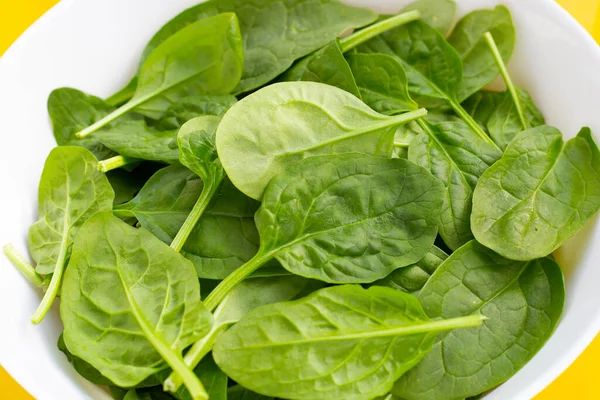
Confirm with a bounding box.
[0,0,599,398]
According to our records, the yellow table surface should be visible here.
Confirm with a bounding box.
[1,0,599,399]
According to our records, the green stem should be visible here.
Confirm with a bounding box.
[170,176,222,253]
[484,32,528,130]
[393,141,410,148]
[339,10,421,52]
[3,244,43,287]
[106,78,138,107]
[97,155,137,173]
[203,252,274,312]
[448,97,501,151]
[164,324,228,393]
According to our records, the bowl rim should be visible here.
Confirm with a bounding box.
[1,0,599,399]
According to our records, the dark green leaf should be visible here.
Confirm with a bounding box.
[472,126,600,260]
[106,169,147,206]
[393,241,565,400]
[158,95,237,130]
[227,386,273,400]
[461,90,505,129]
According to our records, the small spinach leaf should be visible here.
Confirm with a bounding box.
[393,241,565,400]
[472,126,600,260]
[213,285,483,400]
[461,90,504,129]
[216,81,426,200]
[408,120,502,250]
[78,13,244,137]
[158,95,237,130]
[27,146,114,323]
[61,212,212,398]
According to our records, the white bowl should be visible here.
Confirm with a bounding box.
[1,0,599,399]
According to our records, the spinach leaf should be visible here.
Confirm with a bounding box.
[370,246,448,294]
[78,13,244,138]
[48,87,136,160]
[216,81,427,200]
[57,334,114,386]
[472,126,600,260]
[461,90,505,129]
[158,95,237,131]
[108,0,377,102]
[203,153,444,310]
[487,89,544,149]
[408,120,502,250]
[170,116,225,252]
[96,120,179,164]
[213,285,484,400]
[61,212,213,399]
[27,147,114,323]
[227,386,272,400]
[123,388,175,400]
[166,356,227,400]
[107,169,148,206]
[114,166,261,279]
[357,20,497,148]
[393,241,565,400]
[164,275,315,395]
[280,11,420,97]
[448,6,515,101]
[347,53,418,115]
[401,0,457,35]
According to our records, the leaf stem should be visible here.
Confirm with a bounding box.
[448,97,501,151]
[106,78,138,107]
[203,252,274,312]
[2,244,43,287]
[170,176,222,252]
[484,32,528,130]
[339,10,421,52]
[393,141,410,148]
[77,94,149,139]
[98,155,137,173]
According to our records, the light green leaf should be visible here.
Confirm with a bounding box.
[158,95,237,130]
[402,0,457,35]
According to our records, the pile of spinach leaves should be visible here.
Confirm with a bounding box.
[4,0,600,399]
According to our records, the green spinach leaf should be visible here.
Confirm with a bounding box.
[78,13,244,138]
[213,285,484,400]
[61,212,212,399]
[408,120,502,250]
[166,356,227,400]
[158,95,237,131]
[27,146,114,323]
[203,153,444,310]
[472,126,600,260]
[227,386,273,400]
[401,0,456,35]
[448,6,515,101]
[393,241,565,400]
[461,90,504,129]
[370,246,448,294]
[216,81,426,200]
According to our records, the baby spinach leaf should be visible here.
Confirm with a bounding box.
[170,116,226,252]
[27,146,114,323]
[393,241,565,400]
[461,90,505,129]
[487,89,544,149]
[203,153,444,311]
[61,212,213,399]
[158,95,237,131]
[57,334,114,386]
[401,0,457,35]
[110,0,377,101]
[164,275,314,395]
[216,81,427,200]
[96,120,179,164]
[370,246,448,294]
[347,53,418,115]
[227,386,272,400]
[448,6,515,101]
[408,120,502,250]
[213,285,484,400]
[78,13,244,138]
[472,126,600,260]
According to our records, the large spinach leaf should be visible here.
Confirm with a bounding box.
[213,285,483,400]
[216,81,426,200]
[27,147,114,323]
[164,275,315,394]
[108,0,377,102]
[61,212,213,399]
[158,95,237,130]
[393,241,565,400]
[448,6,515,101]
[472,126,600,260]
[370,246,448,295]
[78,13,243,138]
[203,153,444,310]
[408,120,502,250]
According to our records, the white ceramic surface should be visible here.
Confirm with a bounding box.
[1,0,599,399]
